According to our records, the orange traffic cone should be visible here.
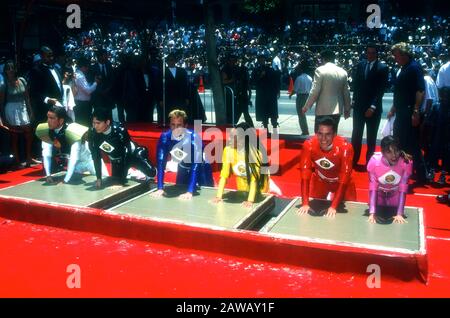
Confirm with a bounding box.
[198,76,205,93]
[288,76,294,95]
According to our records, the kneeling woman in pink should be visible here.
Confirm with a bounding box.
[366,136,413,224]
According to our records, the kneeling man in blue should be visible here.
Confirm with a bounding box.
[152,109,214,200]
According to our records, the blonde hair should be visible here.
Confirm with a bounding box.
[168,109,188,122]
[391,42,413,58]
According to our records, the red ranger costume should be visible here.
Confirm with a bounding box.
[300,135,356,209]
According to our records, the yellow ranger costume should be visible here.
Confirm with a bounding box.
[216,146,268,203]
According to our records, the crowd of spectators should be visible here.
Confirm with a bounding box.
[1,15,450,173]
[55,15,450,88]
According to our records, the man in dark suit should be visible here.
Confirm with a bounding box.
[187,61,207,124]
[221,54,253,126]
[90,48,115,111]
[146,48,163,124]
[28,46,64,125]
[113,54,144,123]
[251,53,280,130]
[388,42,426,185]
[351,44,389,167]
[157,53,189,126]
[28,46,64,159]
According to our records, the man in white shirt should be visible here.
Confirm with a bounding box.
[420,68,440,182]
[272,52,282,72]
[436,60,450,90]
[434,56,450,188]
[28,46,64,124]
[73,57,99,126]
[289,61,311,135]
[422,73,439,112]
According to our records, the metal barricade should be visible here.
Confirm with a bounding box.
[224,85,235,126]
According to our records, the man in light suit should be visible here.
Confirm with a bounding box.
[302,50,351,133]
[351,44,389,167]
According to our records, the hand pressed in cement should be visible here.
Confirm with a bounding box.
[393,214,408,224]
[211,197,223,204]
[107,185,124,191]
[150,189,165,198]
[241,201,254,209]
[297,205,316,215]
[178,192,193,200]
[324,207,336,219]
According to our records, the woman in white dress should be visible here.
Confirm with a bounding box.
[0,60,34,167]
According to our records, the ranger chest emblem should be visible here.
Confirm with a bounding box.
[170,148,188,162]
[315,157,335,170]
[232,161,247,177]
[100,141,115,153]
[378,170,401,185]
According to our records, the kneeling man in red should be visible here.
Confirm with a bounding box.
[298,116,356,218]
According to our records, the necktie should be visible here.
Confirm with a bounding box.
[365,62,371,79]
[102,64,107,78]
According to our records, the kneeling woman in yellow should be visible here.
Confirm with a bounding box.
[212,122,269,208]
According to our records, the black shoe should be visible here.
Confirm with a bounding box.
[437,194,450,204]
[414,178,428,187]
[437,173,448,186]
[426,169,435,183]
[412,180,428,188]
[353,164,367,172]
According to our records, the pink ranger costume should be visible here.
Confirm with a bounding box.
[366,152,413,216]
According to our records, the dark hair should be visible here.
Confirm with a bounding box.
[257,51,267,59]
[234,122,268,194]
[320,50,335,62]
[380,135,400,153]
[92,107,112,122]
[96,48,107,58]
[366,43,379,53]
[317,116,337,133]
[298,60,309,73]
[2,60,17,78]
[167,53,177,61]
[40,46,53,55]
[48,105,67,121]
[226,53,237,61]
[77,57,90,68]
[380,135,411,163]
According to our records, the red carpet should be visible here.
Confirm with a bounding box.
[1,215,450,297]
[1,127,450,297]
